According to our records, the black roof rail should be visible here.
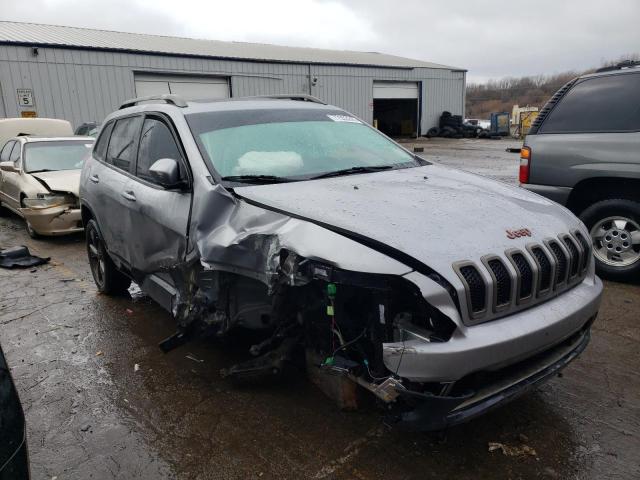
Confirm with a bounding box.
[119,94,188,109]
[249,94,326,104]
[595,60,640,73]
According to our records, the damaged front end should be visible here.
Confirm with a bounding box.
[20,192,82,235]
[134,183,599,433]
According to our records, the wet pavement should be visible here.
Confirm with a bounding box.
[1,138,639,479]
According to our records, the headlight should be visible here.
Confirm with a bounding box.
[22,193,77,209]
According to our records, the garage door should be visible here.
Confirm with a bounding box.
[134,74,230,100]
[373,81,419,99]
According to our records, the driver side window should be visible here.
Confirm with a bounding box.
[136,117,185,185]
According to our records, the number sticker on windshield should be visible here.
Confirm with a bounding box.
[327,114,361,123]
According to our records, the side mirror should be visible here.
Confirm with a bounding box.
[148,158,182,188]
[0,162,17,173]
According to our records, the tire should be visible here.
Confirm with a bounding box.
[85,219,131,295]
[26,221,40,239]
[426,127,440,138]
[20,195,40,238]
[579,199,640,282]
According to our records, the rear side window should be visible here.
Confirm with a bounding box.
[93,121,114,161]
[0,141,14,161]
[540,73,640,133]
[106,116,143,172]
[136,118,184,183]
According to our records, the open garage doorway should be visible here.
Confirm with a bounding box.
[373,81,420,138]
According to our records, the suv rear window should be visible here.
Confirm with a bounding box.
[106,116,143,171]
[539,73,640,134]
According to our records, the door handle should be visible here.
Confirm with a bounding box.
[121,190,136,202]
[89,174,99,184]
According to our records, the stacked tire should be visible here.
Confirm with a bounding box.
[425,111,494,140]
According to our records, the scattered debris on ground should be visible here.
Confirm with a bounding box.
[0,245,49,269]
[488,441,538,457]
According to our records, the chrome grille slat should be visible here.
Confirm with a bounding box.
[548,240,569,287]
[454,232,589,323]
[573,231,591,274]
[562,235,580,280]
[483,256,513,312]
[509,251,534,302]
[529,245,553,295]
[458,264,487,316]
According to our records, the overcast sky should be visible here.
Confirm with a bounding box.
[2,0,639,83]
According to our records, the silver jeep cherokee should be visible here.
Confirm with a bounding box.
[80,94,602,430]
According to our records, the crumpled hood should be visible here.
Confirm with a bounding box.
[30,169,81,196]
[234,164,584,284]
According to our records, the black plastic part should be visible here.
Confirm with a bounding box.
[158,330,190,353]
[0,246,49,269]
[386,328,591,431]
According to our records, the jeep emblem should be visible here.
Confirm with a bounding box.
[506,228,532,239]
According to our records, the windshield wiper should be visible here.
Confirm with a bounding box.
[310,165,394,180]
[221,174,294,184]
[28,169,54,173]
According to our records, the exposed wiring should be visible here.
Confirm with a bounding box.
[331,328,366,357]
[394,338,406,378]
[364,359,391,382]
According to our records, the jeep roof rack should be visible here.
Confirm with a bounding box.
[188,94,327,105]
[120,94,188,109]
[250,94,326,104]
[595,60,640,73]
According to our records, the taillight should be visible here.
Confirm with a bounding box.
[519,147,531,183]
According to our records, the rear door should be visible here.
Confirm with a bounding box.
[124,114,191,275]
[88,115,143,267]
[527,72,640,188]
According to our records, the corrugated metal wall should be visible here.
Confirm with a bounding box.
[0,44,465,133]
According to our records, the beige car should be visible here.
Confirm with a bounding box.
[0,136,94,237]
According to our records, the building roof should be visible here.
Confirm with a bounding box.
[0,21,463,70]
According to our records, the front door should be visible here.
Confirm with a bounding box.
[1,142,23,209]
[124,114,191,275]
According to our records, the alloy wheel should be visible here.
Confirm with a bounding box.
[590,216,640,267]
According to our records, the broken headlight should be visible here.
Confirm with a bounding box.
[22,193,77,209]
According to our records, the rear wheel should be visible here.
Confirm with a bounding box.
[580,199,640,281]
[85,219,131,295]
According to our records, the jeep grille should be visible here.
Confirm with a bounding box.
[454,232,590,323]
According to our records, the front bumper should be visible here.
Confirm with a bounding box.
[21,206,83,236]
[383,275,602,382]
[386,323,592,431]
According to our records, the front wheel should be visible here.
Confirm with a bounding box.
[579,199,640,282]
[26,220,40,239]
[85,219,131,295]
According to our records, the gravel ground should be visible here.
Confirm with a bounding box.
[0,138,638,480]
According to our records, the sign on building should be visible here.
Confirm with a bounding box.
[17,88,35,108]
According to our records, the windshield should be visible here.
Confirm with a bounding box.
[187,109,419,181]
[24,140,93,172]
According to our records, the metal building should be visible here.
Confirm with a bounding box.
[0,21,466,137]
